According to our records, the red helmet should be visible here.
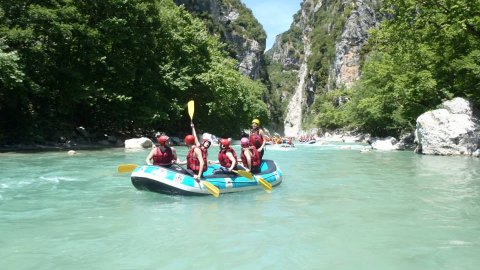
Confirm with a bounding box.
[157,135,169,145]
[240,137,249,147]
[184,135,195,145]
[220,138,230,148]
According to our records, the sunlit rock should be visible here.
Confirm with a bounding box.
[395,132,415,150]
[415,97,480,156]
[124,137,153,149]
[318,130,369,143]
[369,136,398,151]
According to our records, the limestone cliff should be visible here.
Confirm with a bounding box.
[173,0,267,80]
[266,0,382,136]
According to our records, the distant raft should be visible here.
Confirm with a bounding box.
[131,159,282,196]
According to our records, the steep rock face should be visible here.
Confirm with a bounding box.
[281,1,319,136]
[174,0,267,80]
[266,0,381,136]
[334,0,380,88]
[268,35,301,71]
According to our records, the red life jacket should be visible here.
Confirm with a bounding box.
[200,146,208,160]
[241,146,260,168]
[187,146,207,172]
[218,148,237,168]
[153,146,174,166]
[249,129,264,149]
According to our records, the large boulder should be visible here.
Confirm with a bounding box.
[415,98,480,156]
[124,137,153,149]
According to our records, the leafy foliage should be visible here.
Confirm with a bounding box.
[313,88,349,130]
[175,0,266,60]
[0,0,268,143]
[315,0,480,136]
[226,0,266,43]
[308,0,350,91]
[0,40,29,142]
[265,61,298,127]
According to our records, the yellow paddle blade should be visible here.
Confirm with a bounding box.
[257,177,272,193]
[201,181,220,197]
[117,164,138,173]
[232,170,253,180]
[187,100,194,121]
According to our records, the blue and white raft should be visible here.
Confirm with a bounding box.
[131,159,282,196]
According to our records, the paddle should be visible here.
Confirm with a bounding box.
[188,100,194,122]
[232,169,253,179]
[118,164,138,173]
[256,176,272,192]
[186,100,219,197]
[200,181,220,197]
[233,169,272,192]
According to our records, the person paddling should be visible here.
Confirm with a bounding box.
[191,122,211,160]
[145,134,178,167]
[216,138,238,172]
[240,137,261,173]
[181,134,207,180]
[249,118,267,160]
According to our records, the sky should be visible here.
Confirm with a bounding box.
[241,0,303,50]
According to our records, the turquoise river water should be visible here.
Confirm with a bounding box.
[1,142,480,270]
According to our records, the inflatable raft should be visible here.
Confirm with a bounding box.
[131,159,282,196]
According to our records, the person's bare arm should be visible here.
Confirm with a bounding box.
[191,123,201,147]
[171,147,179,163]
[145,148,155,165]
[258,130,267,152]
[176,159,187,165]
[226,152,237,171]
[244,149,252,171]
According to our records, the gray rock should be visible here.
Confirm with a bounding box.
[124,138,153,149]
[370,136,398,151]
[415,98,480,156]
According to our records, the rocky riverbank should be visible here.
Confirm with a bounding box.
[306,98,480,157]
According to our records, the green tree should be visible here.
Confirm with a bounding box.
[343,0,480,136]
[0,40,30,142]
[0,0,268,143]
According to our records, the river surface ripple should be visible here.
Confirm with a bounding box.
[1,143,479,270]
